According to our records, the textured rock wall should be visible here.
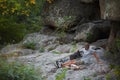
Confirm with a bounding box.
[42,0,100,28]
[99,0,120,21]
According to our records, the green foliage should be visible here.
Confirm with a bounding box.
[105,74,111,80]
[0,17,26,44]
[86,32,93,42]
[105,38,120,65]
[105,39,120,79]
[26,16,43,33]
[0,58,42,80]
[56,68,67,80]
[39,47,45,52]
[52,51,62,54]
[84,77,91,80]
[106,65,120,80]
[113,65,120,79]
[0,0,45,17]
[63,16,74,21]
[71,44,77,53]
[0,0,45,46]
[57,31,66,38]
[23,41,36,50]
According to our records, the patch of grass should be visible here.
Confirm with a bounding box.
[56,68,67,80]
[84,77,91,80]
[52,51,62,54]
[0,58,42,80]
[92,73,97,77]
[23,41,36,50]
[105,74,112,80]
[70,44,77,53]
[39,47,45,53]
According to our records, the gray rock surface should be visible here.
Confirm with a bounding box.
[74,21,110,42]
[0,33,110,80]
[42,0,99,29]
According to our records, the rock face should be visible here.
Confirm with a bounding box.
[42,0,99,29]
[40,0,111,43]
[74,20,110,42]
[0,33,111,80]
[99,0,120,21]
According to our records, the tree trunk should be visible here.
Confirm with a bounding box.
[107,21,120,51]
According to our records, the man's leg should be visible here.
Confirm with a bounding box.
[62,60,76,67]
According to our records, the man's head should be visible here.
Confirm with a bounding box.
[84,43,90,50]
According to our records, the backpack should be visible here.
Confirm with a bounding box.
[70,50,83,60]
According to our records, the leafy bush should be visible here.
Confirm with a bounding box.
[23,41,36,50]
[0,0,45,17]
[0,18,26,44]
[56,68,67,80]
[26,16,43,33]
[0,58,42,80]
[113,65,120,79]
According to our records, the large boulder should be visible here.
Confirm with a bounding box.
[74,20,110,42]
[41,0,99,29]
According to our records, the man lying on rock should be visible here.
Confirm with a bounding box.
[56,43,102,70]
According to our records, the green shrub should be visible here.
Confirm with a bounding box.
[23,41,36,50]
[105,74,112,80]
[26,16,43,33]
[0,18,26,44]
[0,58,42,80]
[56,68,67,80]
[113,65,120,79]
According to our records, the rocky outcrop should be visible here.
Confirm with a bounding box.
[0,33,111,80]
[74,20,110,42]
[42,0,100,29]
